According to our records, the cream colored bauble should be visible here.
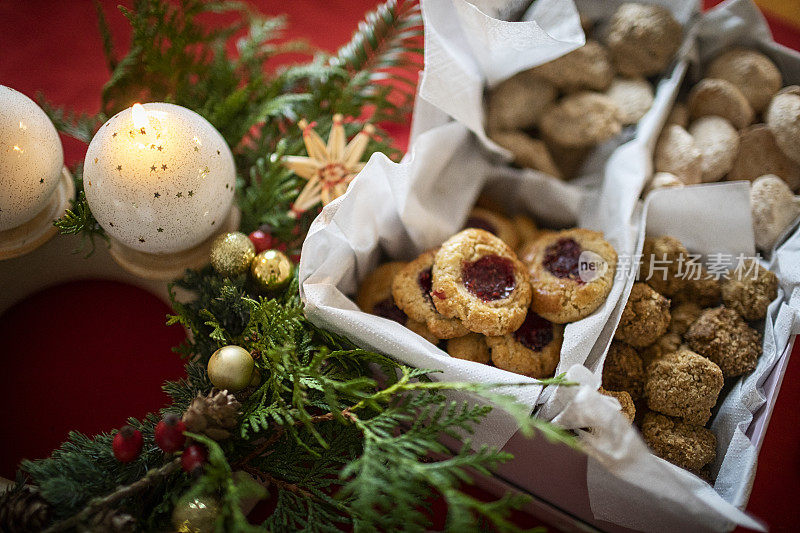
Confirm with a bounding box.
[0,86,64,231]
[83,103,235,253]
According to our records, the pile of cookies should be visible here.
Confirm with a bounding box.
[650,47,800,250]
[487,3,681,179]
[601,235,777,477]
[357,208,618,379]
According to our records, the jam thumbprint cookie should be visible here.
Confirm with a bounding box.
[522,228,617,323]
[486,312,563,378]
[357,261,438,343]
[392,250,470,339]
[431,229,532,336]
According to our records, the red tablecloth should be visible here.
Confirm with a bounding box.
[1,1,798,531]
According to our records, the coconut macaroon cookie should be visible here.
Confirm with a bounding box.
[539,92,622,148]
[392,250,470,339]
[486,311,563,378]
[532,40,615,92]
[727,124,800,189]
[685,306,761,378]
[522,228,617,323]
[688,116,740,182]
[604,77,654,125]
[606,3,682,77]
[431,229,532,336]
[707,48,782,113]
[687,78,754,130]
[614,283,671,348]
[721,259,778,321]
[642,412,717,473]
[486,70,557,132]
[602,341,646,400]
[766,86,800,166]
[654,125,703,184]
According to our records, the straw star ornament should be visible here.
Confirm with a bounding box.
[284,114,375,218]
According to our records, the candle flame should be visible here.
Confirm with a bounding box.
[132,103,148,131]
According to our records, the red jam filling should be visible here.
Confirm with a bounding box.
[513,312,554,351]
[542,238,584,283]
[465,216,497,235]
[372,297,407,325]
[462,255,516,301]
[418,267,433,305]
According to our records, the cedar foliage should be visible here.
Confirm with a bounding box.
[16,1,580,531]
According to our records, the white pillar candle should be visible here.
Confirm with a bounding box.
[83,103,236,254]
[0,86,64,232]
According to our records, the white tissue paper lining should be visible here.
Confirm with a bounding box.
[300,0,800,531]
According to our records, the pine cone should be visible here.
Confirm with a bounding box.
[0,486,51,532]
[182,389,241,441]
[87,507,136,532]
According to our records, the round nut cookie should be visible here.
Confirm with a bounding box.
[688,116,740,182]
[654,125,702,185]
[614,282,671,348]
[766,86,800,166]
[357,261,409,324]
[522,228,617,324]
[606,3,682,77]
[706,48,782,113]
[486,312,563,378]
[486,70,557,132]
[463,207,520,251]
[604,77,654,125]
[446,333,491,364]
[602,341,645,400]
[532,40,614,92]
[431,229,532,336]
[751,174,800,251]
[687,78,754,130]
[727,124,800,189]
[539,92,622,149]
[489,131,562,179]
[645,348,724,426]
[685,306,761,378]
[721,259,778,321]
[642,412,717,473]
[392,250,469,339]
[644,171,684,196]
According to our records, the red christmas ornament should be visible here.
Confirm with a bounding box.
[154,413,187,453]
[181,443,208,473]
[248,227,273,253]
[112,425,143,463]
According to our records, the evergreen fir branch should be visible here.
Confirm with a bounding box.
[37,98,104,144]
[52,167,108,255]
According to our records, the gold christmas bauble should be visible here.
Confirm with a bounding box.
[250,249,293,292]
[207,345,255,392]
[210,232,255,277]
[172,495,219,533]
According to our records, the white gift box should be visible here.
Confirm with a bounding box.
[300,0,800,531]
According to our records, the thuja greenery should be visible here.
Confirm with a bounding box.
[14,1,579,531]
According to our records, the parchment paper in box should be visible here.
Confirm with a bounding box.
[298,117,633,449]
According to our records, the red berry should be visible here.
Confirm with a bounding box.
[248,229,273,253]
[181,444,208,473]
[154,413,186,453]
[112,425,143,463]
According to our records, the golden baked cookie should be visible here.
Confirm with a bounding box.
[687,78,754,130]
[721,260,778,321]
[532,40,614,91]
[357,261,409,324]
[539,92,622,148]
[766,86,800,166]
[431,229,532,336]
[727,124,800,190]
[486,312,563,378]
[488,131,563,179]
[392,250,469,339]
[602,341,646,401]
[599,387,636,423]
[688,116,739,183]
[486,69,557,132]
[614,282,671,348]
[523,228,617,324]
[706,48,782,113]
[685,306,761,378]
[464,207,520,251]
[512,215,540,250]
[654,125,702,185]
[446,333,491,364]
[642,412,716,474]
[606,3,682,77]
[406,319,441,345]
[645,348,724,426]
